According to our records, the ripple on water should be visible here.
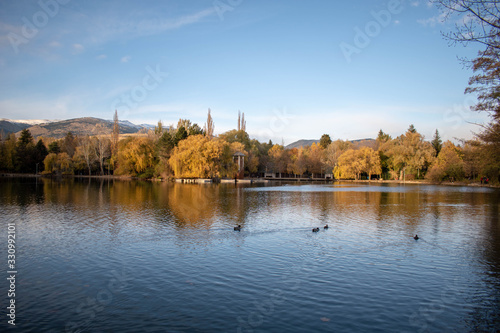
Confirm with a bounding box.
[1,180,499,332]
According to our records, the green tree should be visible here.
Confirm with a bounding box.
[377,129,391,143]
[376,130,392,179]
[15,129,35,173]
[174,126,188,145]
[319,134,332,149]
[48,141,61,154]
[431,129,443,157]
[34,139,48,173]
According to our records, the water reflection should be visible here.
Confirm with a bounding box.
[1,178,500,332]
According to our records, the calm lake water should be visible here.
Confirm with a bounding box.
[1,178,500,332]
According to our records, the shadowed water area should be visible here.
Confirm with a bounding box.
[1,178,499,332]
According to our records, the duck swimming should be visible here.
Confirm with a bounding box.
[312,227,320,232]
[324,224,329,229]
[414,234,419,240]
[234,225,241,231]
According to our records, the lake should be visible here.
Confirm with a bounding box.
[1,178,499,332]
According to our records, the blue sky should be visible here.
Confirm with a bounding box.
[0,0,491,144]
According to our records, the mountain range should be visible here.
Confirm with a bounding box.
[0,117,155,139]
[284,138,376,150]
[1,117,375,148]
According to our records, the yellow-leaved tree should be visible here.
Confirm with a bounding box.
[169,135,242,178]
[115,137,156,176]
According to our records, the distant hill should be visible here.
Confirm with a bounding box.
[286,138,376,150]
[0,120,32,135]
[3,117,154,139]
[285,139,319,149]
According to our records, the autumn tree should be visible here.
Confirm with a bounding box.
[426,141,465,182]
[267,144,289,177]
[237,110,246,132]
[219,129,251,150]
[335,147,381,180]
[43,152,73,175]
[0,134,17,172]
[433,0,500,50]
[93,124,111,175]
[288,147,308,177]
[336,149,364,180]
[462,139,482,180]
[380,127,434,180]
[115,137,156,177]
[360,147,382,180]
[307,143,324,177]
[112,110,120,154]
[434,0,500,182]
[168,135,236,178]
[76,135,95,175]
[204,108,214,139]
[323,139,352,175]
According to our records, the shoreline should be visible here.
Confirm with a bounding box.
[0,173,497,188]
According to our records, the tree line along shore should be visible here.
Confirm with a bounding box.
[0,109,497,185]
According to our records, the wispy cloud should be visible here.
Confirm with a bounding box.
[49,41,62,48]
[417,11,447,27]
[86,8,216,46]
[96,54,107,60]
[121,55,131,63]
[72,43,84,54]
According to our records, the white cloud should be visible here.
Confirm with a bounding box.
[72,43,84,54]
[85,8,216,46]
[49,41,62,48]
[417,11,447,27]
[121,55,131,63]
[96,54,107,60]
